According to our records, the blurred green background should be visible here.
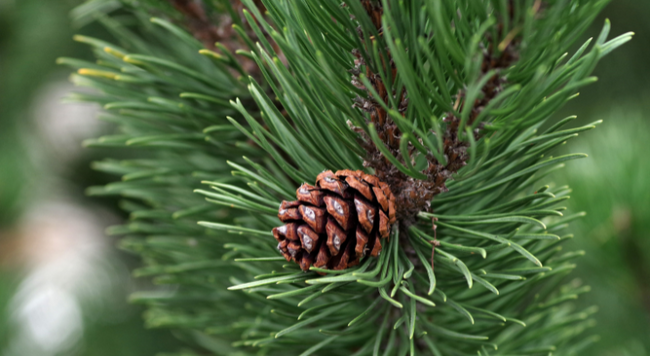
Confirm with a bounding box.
[0,0,648,355]
[0,0,180,354]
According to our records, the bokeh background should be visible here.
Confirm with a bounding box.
[0,0,648,355]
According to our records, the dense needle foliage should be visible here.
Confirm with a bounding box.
[63,0,632,354]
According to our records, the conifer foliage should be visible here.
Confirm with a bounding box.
[64,0,631,354]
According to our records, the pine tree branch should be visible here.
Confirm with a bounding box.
[351,1,533,225]
[65,0,634,354]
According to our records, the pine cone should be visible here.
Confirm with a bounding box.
[273,170,397,271]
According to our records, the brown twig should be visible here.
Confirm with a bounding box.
[168,0,266,74]
[350,1,522,227]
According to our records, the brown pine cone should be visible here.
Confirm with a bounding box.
[272,170,397,271]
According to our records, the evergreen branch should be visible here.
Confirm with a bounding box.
[67,0,632,354]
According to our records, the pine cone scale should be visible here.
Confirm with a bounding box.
[299,205,326,233]
[323,195,353,230]
[297,225,318,253]
[273,170,396,271]
[354,196,376,233]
